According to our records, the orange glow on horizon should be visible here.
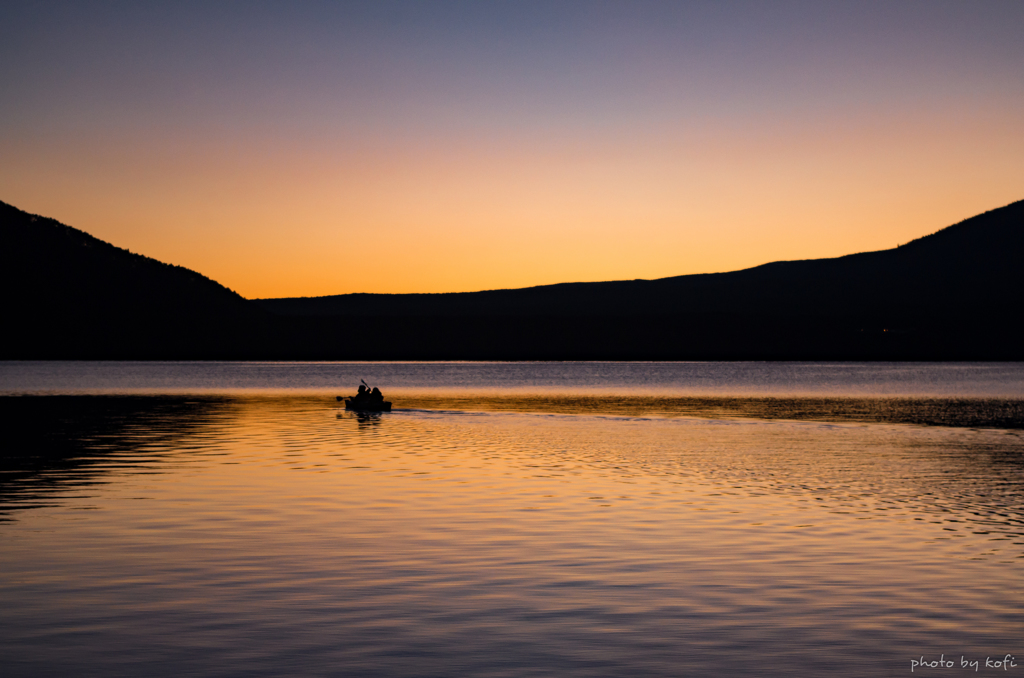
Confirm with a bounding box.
[3,104,1020,299]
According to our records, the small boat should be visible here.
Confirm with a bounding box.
[340,396,392,412]
[337,382,392,412]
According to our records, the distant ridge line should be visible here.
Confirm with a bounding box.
[257,198,1024,304]
[254,198,1024,321]
[2,197,1022,359]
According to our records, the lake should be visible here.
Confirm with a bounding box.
[1,362,1022,677]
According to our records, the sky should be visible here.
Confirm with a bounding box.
[2,1,1023,299]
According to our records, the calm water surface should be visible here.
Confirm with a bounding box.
[1,362,1022,677]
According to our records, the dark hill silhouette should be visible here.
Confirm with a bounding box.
[254,199,1023,360]
[257,199,1023,320]
[2,197,1021,360]
[0,200,267,358]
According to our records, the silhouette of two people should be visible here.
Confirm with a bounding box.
[352,383,385,408]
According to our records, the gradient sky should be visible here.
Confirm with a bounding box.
[2,1,1022,298]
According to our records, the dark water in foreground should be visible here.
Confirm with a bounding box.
[1,362,1022,677]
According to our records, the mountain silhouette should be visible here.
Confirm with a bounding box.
[257,200,1023,320]
[0,200,266,358]
[2,198,1021,360]
[253,199,1023,359]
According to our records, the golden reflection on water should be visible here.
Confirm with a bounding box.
[0,395,1022,677]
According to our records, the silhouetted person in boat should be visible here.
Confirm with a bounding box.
[337,384,381,406]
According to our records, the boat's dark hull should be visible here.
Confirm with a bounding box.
[343,399,392,412]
